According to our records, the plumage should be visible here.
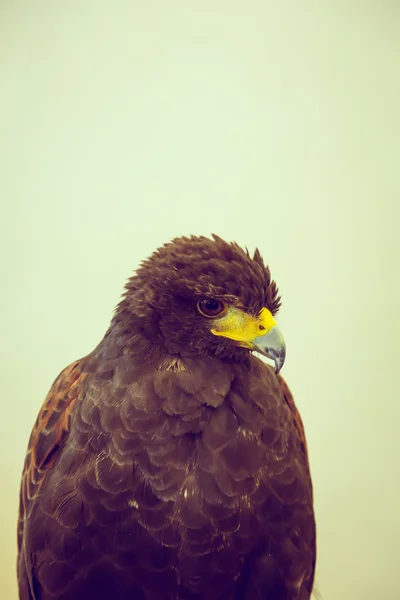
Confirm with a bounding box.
[17,234,316,600]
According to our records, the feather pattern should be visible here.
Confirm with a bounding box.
[17,235,315,600]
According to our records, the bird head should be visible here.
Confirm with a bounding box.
[118,235,285,372]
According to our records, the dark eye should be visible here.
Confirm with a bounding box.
[197,299,226,318]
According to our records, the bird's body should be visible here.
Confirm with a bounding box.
[18,235,315,599]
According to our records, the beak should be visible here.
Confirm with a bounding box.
[251,325,286,373]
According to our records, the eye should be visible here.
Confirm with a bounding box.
[197,298,226,318]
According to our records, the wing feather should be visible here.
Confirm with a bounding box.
[17,360,86,599]
[277,374,309,460]
[277,373,316,596]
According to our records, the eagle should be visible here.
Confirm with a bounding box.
[17,235,316,600]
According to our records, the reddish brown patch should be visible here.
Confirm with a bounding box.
[277,374,309,460]
[19,360,86,537]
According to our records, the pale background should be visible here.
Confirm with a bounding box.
[1,2,399,599]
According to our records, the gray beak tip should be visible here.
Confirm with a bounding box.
[252,325,286,373]
[273,348,286,374]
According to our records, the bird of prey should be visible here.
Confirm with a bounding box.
[17,235,316,600]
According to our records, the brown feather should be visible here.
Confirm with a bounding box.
[17,235,315,600]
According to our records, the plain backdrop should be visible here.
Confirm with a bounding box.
[1,2,399,599]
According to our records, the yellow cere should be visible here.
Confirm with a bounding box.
[211,306,276,347]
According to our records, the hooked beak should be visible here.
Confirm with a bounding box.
[251,325,286,373]
[210,306,286,373]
